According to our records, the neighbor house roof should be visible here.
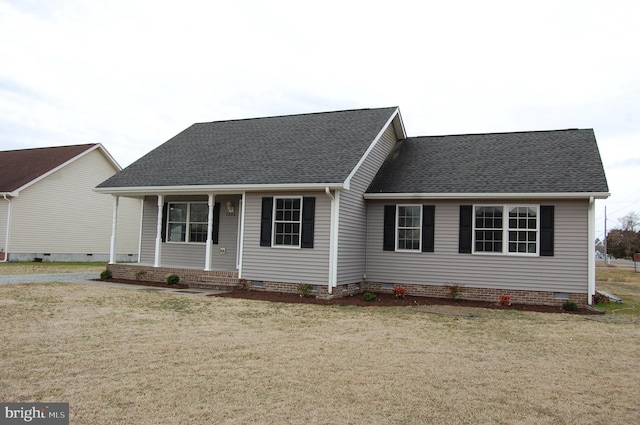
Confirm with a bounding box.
[0,144,110,195]
[97,107,401,193]
[366,129,609,197]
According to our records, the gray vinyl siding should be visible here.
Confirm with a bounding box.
[241,191,331,285]
[366,199,590,293]
[337,124,398,284]
[139,195,240,271]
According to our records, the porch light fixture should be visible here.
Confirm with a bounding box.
[226,200,235,213]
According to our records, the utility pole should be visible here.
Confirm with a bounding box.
[604,205,608,265]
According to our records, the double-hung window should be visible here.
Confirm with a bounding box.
[167,202,209,243]
[473,205,539,255]
[273,197,302,247]
[397,205,422,251]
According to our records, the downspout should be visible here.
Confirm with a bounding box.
[2,194,11,262]
[588,196,596,305]
[325,187,340,295]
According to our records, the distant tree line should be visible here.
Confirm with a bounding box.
[605,212,640,259]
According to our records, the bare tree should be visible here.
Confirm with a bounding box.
[617,211,640,232]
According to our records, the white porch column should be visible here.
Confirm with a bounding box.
[108,195,119,264]
[154,195,164,267]
[205,194,215,271]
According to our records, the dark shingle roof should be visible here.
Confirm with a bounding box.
[98,107,398,188]
[0,144,98,193]
[367,129,609,194]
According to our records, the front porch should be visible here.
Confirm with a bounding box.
[107,263,240,291]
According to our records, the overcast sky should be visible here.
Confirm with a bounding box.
[1,0,638,238]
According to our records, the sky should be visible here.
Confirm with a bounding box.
[1,0,638,238]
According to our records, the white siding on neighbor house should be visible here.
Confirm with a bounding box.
[337,124,398,284]
[366,199,590,293]
[139,195,240,271]
[241,191,331,285]
[8,149,140,257]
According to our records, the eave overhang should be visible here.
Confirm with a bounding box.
[363,192,611,200]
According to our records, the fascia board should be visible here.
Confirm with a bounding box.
[94,182,345,196]
[363,192,611,200]
[343,107,401,190]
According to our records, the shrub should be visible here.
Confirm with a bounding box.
[562,300,579,311]
[166,274,180,285]
[445,283,463,299]
[392,285,407,299]
[498,295,511,306]
[363,292,378,302]
[100,269,113,279]
[297,283,313,298]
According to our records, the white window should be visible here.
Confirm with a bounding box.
[273,197,301,247]
[167,202,208,243]
[473,205,539,255]
[397,205,422,251]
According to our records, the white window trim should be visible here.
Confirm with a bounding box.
[395,204,422,252]
[271,196,303,249]
[166,202,208,244]
[472,204,540,256]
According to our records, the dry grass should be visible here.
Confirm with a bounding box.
[0,262,106,275]
[1,282,639,424]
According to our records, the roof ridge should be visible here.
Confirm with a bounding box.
[406,128,592,139]
[193,106,398,126]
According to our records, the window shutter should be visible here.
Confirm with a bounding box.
[161,202,168,242]
[212,202,220,244]
[459,205,472,254]
[540,205,554,256]
[260,197,273,247]
[422,205,435,253]
[301,197,315,248]
[383,205,396,251]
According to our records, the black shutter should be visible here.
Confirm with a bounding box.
[301,197,315,248]
[459,205,472,254]
[422,205,435,253]
[540,205,554,256]
[383,205,396,251]
[260,197,273,247]
[161,202,168,242]
[212,202,220,244]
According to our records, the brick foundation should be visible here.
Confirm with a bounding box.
[106,264,588,306]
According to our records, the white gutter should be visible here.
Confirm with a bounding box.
[588,196,596,305]
[364,192,611,200]
[325,187,340,294]
[2,194,12,262]
[95,182,344,197]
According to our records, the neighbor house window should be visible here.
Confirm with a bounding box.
[167,202,209,243]
[397,205,422,251]
[273,197,302,247]
[473,205,538,255]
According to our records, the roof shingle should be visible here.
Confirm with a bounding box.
[367,129,609,194]
[0,144,98,193]
[97,107,398,188]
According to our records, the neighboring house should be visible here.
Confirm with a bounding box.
[96,108,609,305]
[0,144,141,262]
